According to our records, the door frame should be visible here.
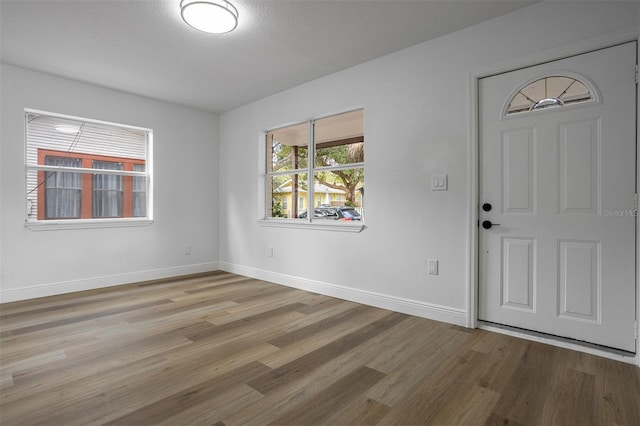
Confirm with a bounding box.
[467,30,640,365]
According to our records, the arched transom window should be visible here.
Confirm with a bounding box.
[506,75,593,116]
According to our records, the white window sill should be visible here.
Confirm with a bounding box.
[25,218,153,231]
[257,219,365,233]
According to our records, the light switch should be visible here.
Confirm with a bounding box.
[428,259,439,275]
[431,174,448,191]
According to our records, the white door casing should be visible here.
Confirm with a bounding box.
[478,42,637,352]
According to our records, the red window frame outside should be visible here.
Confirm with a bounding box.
[37,149,146,220]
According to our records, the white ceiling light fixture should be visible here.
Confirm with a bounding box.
[180,0,239,34]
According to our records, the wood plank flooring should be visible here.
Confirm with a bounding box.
[1,271,639,425]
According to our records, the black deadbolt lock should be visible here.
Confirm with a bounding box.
[482,203,492,212]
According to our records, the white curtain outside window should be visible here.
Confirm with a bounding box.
[132,163,146,217]
[93,161,123,217]
[44,156,81,219]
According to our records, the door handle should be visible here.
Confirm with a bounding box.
[482,220,500,229]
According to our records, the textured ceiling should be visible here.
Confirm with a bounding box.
[0,0,537,114]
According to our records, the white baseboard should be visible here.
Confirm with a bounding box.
[0,262,219,303]
[2,261,468,328]
[218,261,468,327]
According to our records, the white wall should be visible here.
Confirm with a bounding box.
[218,1,639,326]
[0,65,219,302]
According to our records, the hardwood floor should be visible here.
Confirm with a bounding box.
[1,271,638,425]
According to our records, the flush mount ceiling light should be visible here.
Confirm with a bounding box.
[180,0,239,34]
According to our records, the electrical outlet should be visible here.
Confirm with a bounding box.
[431,174,448,191]
[428,259,438,275]
[186,246,192,255]
[267,247,274,258]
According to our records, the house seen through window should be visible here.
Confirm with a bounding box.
[25,110,152,224]
[265,109,364,222]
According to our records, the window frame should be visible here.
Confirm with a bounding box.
[502,72,601,118]
[24,109,153,230]
[259,109,365,233]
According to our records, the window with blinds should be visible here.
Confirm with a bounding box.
[25,110,152,226]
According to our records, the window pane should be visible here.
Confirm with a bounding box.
[26,169,38,219]
[44,156,81,219]
[93,161,123,218]
[315,110,364,168]
[507,76,593,115]
[132,163,146,217]
[267,122,308,172]
[266,173,307,219]
[314,168,364,220]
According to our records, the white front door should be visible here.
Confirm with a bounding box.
[478,42,637,352]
